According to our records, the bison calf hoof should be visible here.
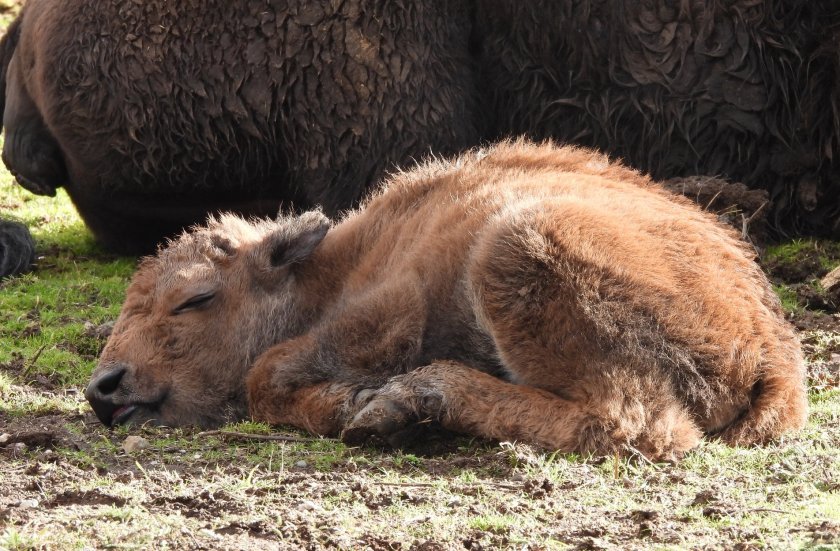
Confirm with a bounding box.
[341,396,425,449]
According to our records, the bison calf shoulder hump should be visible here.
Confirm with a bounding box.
[88,141,807,461]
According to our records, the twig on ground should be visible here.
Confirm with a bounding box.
[196,430,328,444]
[371,481,436,488]
[741,200,768,240]
[369,480,523,491]
[23,344,47,375]
[704,188,725,211]
[624,444,660,468]
[747,508,789,515]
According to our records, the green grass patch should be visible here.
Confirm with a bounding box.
[1,156,136,388]
[764,238,840,274]
[773,283,803,314]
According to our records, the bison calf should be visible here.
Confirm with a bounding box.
[86,141,807,461]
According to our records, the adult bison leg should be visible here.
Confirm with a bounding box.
[341,361,701,461]
[1,53,67,196]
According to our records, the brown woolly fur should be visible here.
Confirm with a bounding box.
[87,141,807,461]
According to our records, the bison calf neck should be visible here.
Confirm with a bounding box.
[87,141,807,461]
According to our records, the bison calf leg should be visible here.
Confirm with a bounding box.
[342,361,702,462]
[249,379,365,437]
[247,343,369,436]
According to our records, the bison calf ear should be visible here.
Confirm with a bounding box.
[256,209,330,271]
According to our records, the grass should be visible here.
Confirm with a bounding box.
[0,187,135,384]
[765,239,840,274]
[774,283,804,315]
[761,237,840,317]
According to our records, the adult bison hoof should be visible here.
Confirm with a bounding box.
[341,396,423,448]
[0,218,36,278]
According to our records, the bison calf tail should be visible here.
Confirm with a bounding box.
[0,14,22,132]
[719,360,809,446]
[0,218,35,278]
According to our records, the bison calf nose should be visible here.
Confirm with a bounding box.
[85,366,126,427]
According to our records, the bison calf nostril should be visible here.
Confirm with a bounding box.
[94,367,126,395]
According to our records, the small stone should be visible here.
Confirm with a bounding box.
[122,435,150,454]
[294,460,308,468]
[297,499,322,512]
[0,433,10,445]
[199,528,222,540]
[446,496,462,507]
[12,442,27,455]
[17,499,39,509]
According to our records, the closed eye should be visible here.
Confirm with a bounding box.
[172,292,216,314]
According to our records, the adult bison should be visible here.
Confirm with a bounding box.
[85,142,807,461]
[2,1,840,269]
[0,0,479,253]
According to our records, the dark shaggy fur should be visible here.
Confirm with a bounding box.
[0,218,35,278]
[1,0,479,251]
[1,0,839,262]
[475,0,840,234]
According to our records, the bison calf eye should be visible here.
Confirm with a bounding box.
[172,292,216,314]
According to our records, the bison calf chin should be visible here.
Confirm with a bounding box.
[88,141,807,461]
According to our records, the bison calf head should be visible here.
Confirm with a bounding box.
[85,211,330,428]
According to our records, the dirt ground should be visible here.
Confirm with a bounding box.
[1,388,837,550]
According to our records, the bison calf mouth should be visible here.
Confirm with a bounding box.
[85,366,166,427]
[88,396,167,428]
[111,404,138,426]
